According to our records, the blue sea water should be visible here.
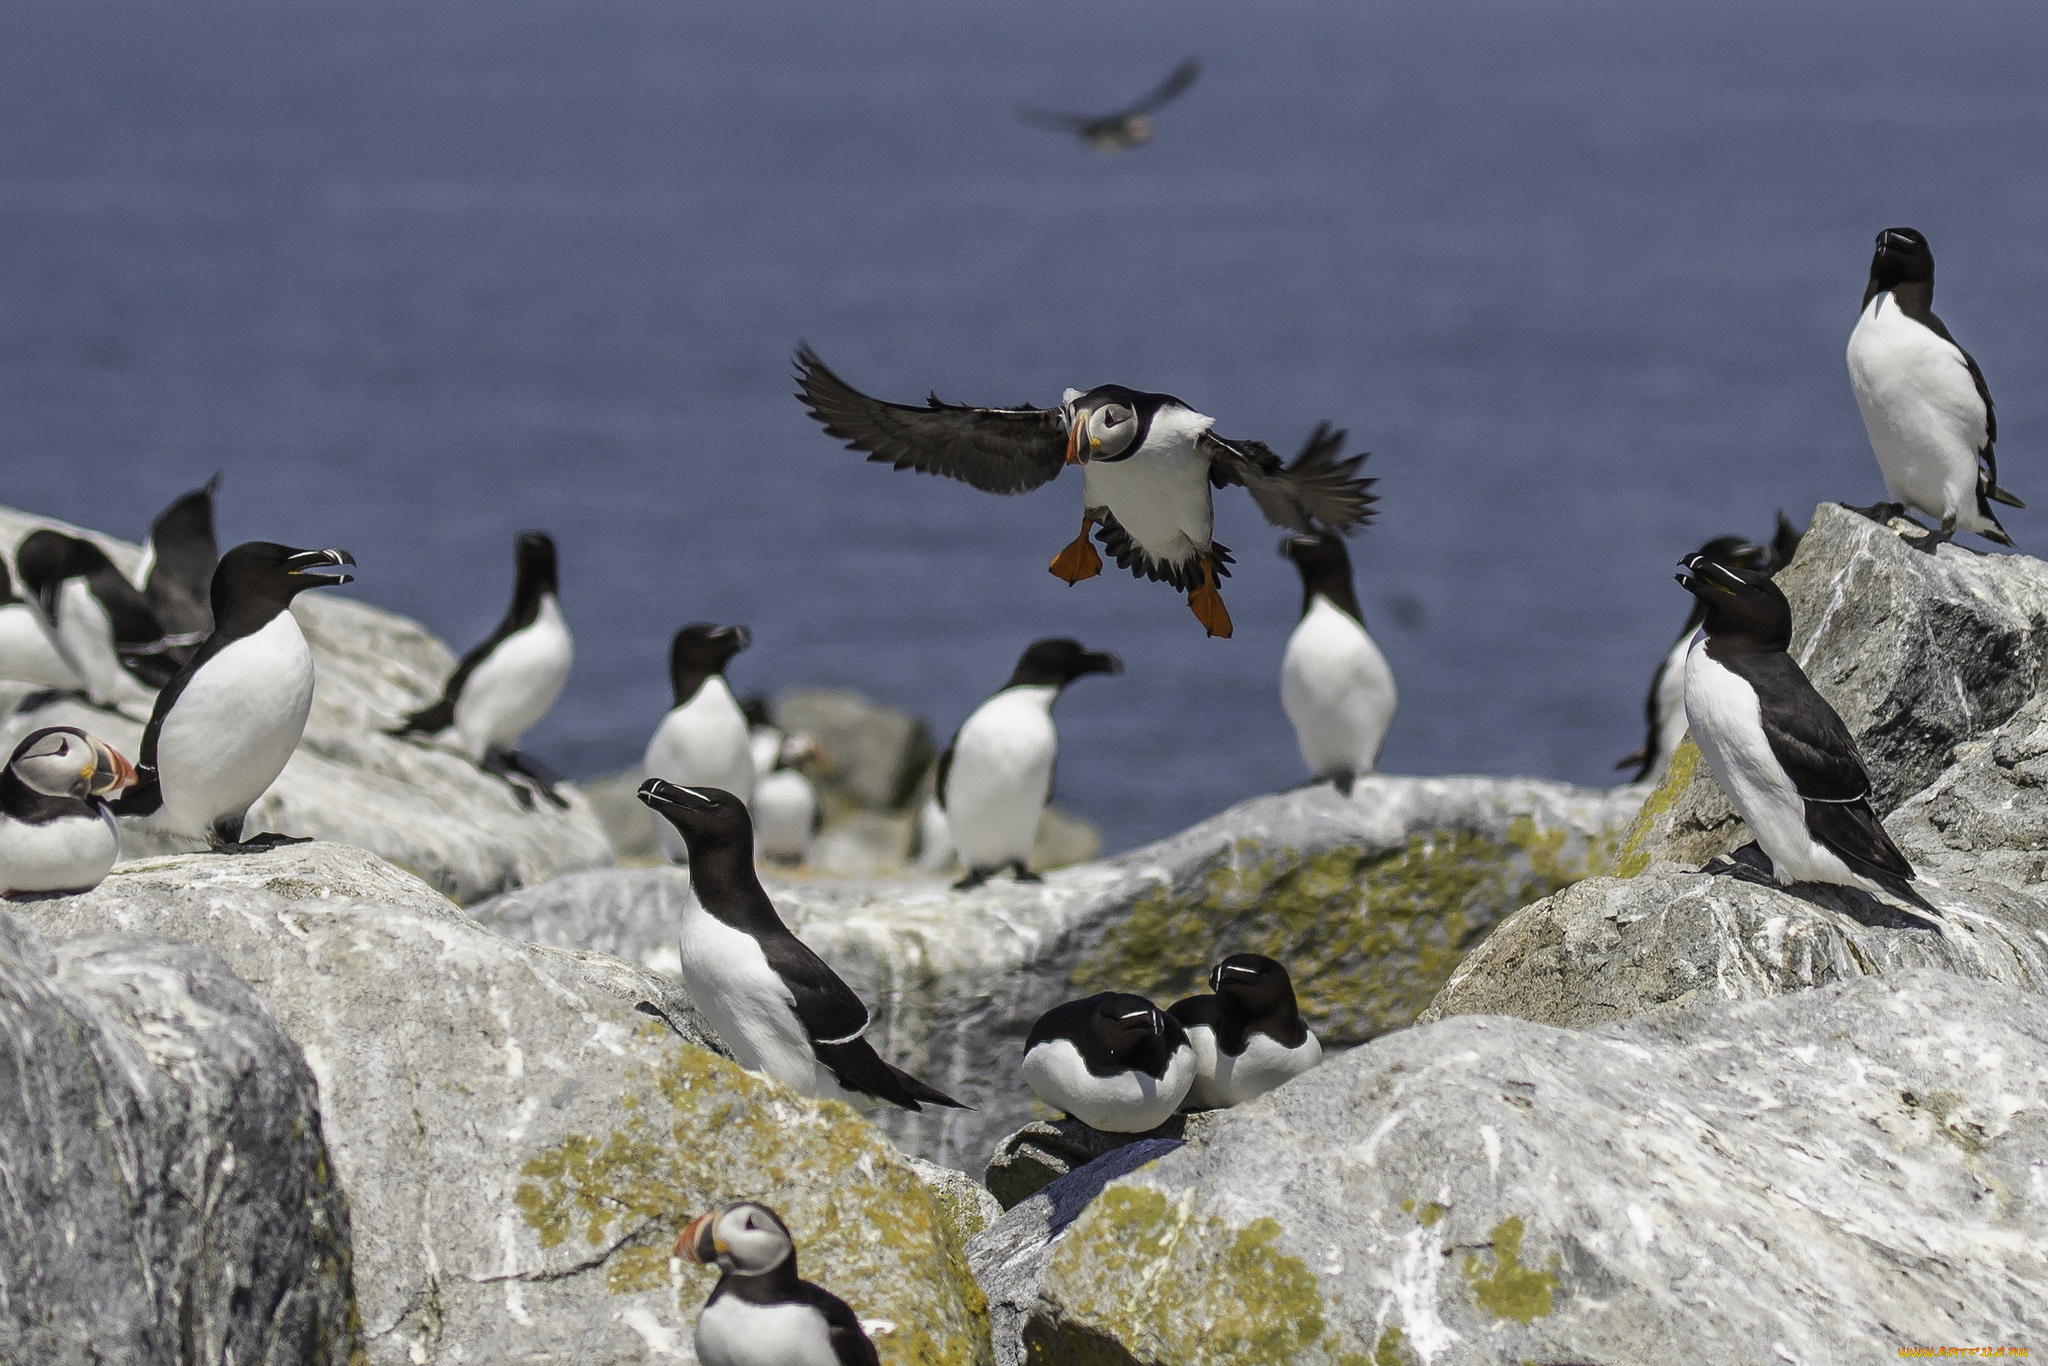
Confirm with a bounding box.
[3,0,2044,853]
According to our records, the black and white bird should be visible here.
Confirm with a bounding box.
[795,348,1376,638]
[740,693,784,784]
[1,726,136,897]
[1017,55,1200,153]
[1023,993,1193,1132]
[644,624,756,862]
[1846,226,2023,550]
[134,475,222,645]
[676,1202,879,1366]
[1676,552,1928,907]
[1279,531,1396,795]
[114,542,355,849]
[935,638,1120,890]
[391,531,573,807]
[754,733,824,867]
[1167,954,1323,1110]
[1615,535,1770,783]
[637,780,966,1112]
[14,530,185,716]
[0,552,85,692]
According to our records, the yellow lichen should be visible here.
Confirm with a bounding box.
[1461,1216,1558,1323]
[1373,1324,1418,1366]
[1610,741,1702,877]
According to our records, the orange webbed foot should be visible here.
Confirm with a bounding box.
[1188,559,1233,638]
[1049,526,1103,585]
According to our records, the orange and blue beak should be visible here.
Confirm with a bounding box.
[86,737,137,798]
[675,1211,720,1265]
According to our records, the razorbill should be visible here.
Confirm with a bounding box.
[0,553,85,691]
[14,529,185,715]
[740,693,783,783]
[134,475,222,645]
[676,1202,879,1366]
[754,732,824,866]
[796,348,1376,637]
[391,531,573,807]
[644,624,755,862]
[1017,55,1200,153]
[1279,530,1396,794]
[0,726,136,897]
[1615,535,1769,783]
[113,542,355,849]
[1676,552,1928,907]
[1846,226,2023,550]
[936,638,1119,890]
[1167,954,1323,1110]
[637,780,965,1111]
[1022,992,1193,1132]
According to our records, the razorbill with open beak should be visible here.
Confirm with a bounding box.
[1279,531,1396,795]
[0,553,85,692]
[14,529,186,716]
[754,732,824,867]
[113,542,355,850]
[637,780,965,1112]
[1615,535,1770,783]
[935,638,1119,890]
[676,1202,879,1366]
[391,531,573,808]
[133,475,222,645]
[644,624,755,862]
[1022,992,1193,1133]
[1016,54,1200,154]
[795,348,1376,638]
[1846,227,2023,551]
[1,726,136,897]
[1677,552,1928,907]
[1167,954,1322,1110]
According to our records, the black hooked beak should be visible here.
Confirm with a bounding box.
[716,625,752,652]
[1877,228,1914,252]
[1278,535,1316,559]
[287,548,356,585]
[636,778,720,813]
[1083,649,1123,677]
[1675,552,1741,597]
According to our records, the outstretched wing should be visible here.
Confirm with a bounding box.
[794,345,1069,496]
[1112,56,1200,120]
[1015,105,1094,133]
[1203,422,1376,535]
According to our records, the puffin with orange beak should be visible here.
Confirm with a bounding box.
[795,346,1377,638]
[675,1201,879,1366]
[1,726,137,896]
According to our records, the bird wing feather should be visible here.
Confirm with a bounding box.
[1113,56,1201,119]
[756,932,871,1045]
[1203,422,1377,534]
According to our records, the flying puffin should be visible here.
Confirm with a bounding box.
[1167,954,1323,1110]
[1615,534,1770,783]
[1677,552,1929,908]
[637,780,965,1112]
[391,531,573,807]
[114,542,356,849]
[1017,55,1201,153]
[1278,531,1396,795]
[0,726,136,897]
[1021,992,1193,1133]
[754,732,824,867]
[676,1202,879,1366]
[134,475,223,644]
[644,624,756,862]
[794,347,1376,638]
[1846,227,2023,550]
[0,552,85,692]
[14,529,186,716]
[936,638,1120,890]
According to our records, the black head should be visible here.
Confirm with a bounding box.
[0,550,14,605]
[1676,552,1791,652]
[737,692,774,730]
[668,623,751,704]
[1768,511,1804,574]
[637,780,753,859]
[1079,992,1184,1072]
[1280,531,1363,622]
[210,542,355,631]
[1061,384,1181,465]
[1691,535,1768,574]
[513,531,559,598]
[1209,953,1297,1017]
[1005,638,1122,690]
[1868,226,1934,293]
[14,531,105,621]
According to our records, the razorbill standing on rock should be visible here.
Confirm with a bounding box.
[1846,227,2023,550]
[1677,552,1929,907]
[0,554,85,691]
[1016,54,1200,153]
[644,624,755,861]
[676,1202,879,1366]
[15,529,185,715]
[113,542,355,849]
[1615,535,1769,783]
[1,726,136,897]
[391,531,573,807]
[796,347,1376,637]
[1168,954,1323,1110]
[637,780,966,1111]
[1279,531,1396,794]
[754,733,824,866]
[1022,992,1193,1132]
[134,475,222,644]
[936,638,1120,890]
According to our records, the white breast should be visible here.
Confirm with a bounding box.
[0,805,119,895]
[753,769,818,863]
[1280,597,1397,781]
[675,889,823,1096]
[695,1293,843,1366]
[1021,1036,1193,1133]
[750,726,784,783]
[944,686,1056,874]
[0,602,85,690]
[450,594,573,759]
[1204,1030,1323,1108]
[1081,408,1216,570]
[644,679,755,861]
[1647,630,1695,776]
[153,611,315,840]
[1846,294,1992,529]
[47,580,156,714]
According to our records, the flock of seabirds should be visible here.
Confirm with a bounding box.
[0,189,2022,1357]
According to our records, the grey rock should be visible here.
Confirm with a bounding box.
[0,911,356,1364]
[14,843,993,1366]
[982,1114,1218,1212]
[472,776,1641,1167]
[775,687,936,811]
[1,504,616,904]
[1890,685,2048,891]
[907,1157,1004,1248]
[1024,969,2048,1364]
